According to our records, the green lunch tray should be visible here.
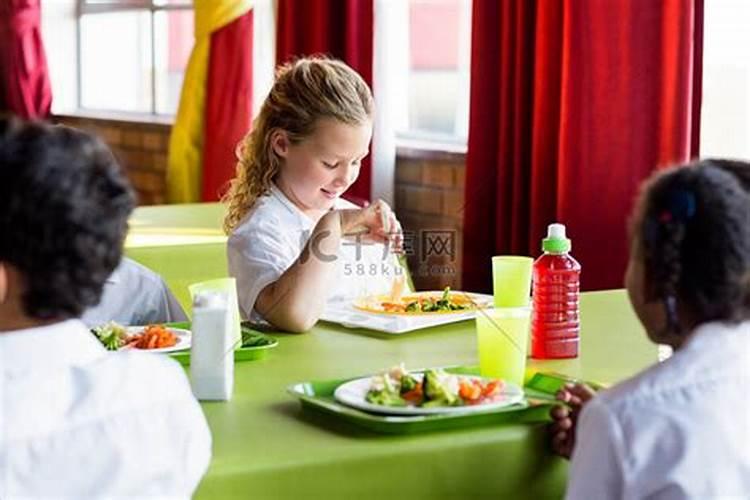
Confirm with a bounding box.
[287,367,569,434]
[164,322,279,366]
[525,371,608,393]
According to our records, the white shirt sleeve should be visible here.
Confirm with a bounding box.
[81,258,187,327]
[565,397,626,500]
[1,323,212,498]
[227,215,299,319]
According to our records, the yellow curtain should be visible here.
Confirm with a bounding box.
[166,0,253,203]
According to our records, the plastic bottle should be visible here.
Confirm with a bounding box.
[530,223,581,359]
[190,291,234,401]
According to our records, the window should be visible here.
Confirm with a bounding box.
[46,0,473,136]
[700,0,750,159]
[401,0,471,144]
[75,0,193,115]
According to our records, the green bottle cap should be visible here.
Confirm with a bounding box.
[542,223,571,253]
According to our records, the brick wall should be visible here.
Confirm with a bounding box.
[53,113,172,205]
[394,145,467,291]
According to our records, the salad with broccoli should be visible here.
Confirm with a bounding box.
[365,364,505,408]
[357,286,486,315]
[404,287,470,312]
[91,321,129,351]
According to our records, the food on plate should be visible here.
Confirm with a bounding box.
[365,363,504,408]
[356,287,485,315]
[241,328,276,348]
[91,322,179,351]
[91,321,128,351]
[129,324,178,349]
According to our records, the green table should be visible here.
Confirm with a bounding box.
[124,203,228,311]
[194,290,654,499]
[122,206,654,498]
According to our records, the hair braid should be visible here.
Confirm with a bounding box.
[652,220,687,333]
[632,159,750,337]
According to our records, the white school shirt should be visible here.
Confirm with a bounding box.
[0,319,212,499]
[227,184,397,320]
[81,257,188,327]
[566,320,750,500]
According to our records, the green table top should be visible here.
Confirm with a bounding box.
[125,203,228,310]
[194,289,655,499]
[122,205,654,498]
[126,202,226,247]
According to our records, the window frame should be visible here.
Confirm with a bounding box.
[75,0,192,116]
[395,0,472,147]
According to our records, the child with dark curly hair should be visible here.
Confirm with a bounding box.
[0,116,210,497]
[550,159,750,498]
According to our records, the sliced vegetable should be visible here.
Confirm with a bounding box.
[365,373,406,406]
[130,325,177,349]
[91,321,128,351]
[459,379,482,401]
[423,369,458,406]
[401,382,424,404]
[481,380,504,398]
[241,329,275,347]
[399,373,419,394]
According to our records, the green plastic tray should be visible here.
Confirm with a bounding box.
[287,366,563,434]
[164,322,279,366]
[525,371,608,393]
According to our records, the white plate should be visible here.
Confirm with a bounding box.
[123,326,191,353]
[333,373,524,416]
[320,293,494,334]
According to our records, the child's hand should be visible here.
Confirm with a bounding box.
[340,200,403,252]
[549,383,596,459]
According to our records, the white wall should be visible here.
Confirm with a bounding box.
[701,0,750,160]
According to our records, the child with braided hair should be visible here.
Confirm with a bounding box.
[550,159,750,499]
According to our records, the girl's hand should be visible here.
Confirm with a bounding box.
[339,199,403,252]
[549,383,596,459]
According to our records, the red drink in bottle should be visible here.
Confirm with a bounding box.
[531,223,581,359]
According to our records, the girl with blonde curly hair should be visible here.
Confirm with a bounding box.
[224,57,403,332]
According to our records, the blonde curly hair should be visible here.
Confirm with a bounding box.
[222,56,374,234]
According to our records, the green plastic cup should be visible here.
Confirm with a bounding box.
[491,256,533,307]
[475,306,531,386]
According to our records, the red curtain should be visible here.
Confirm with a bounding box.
[462,0,703,292]
[276,0,374,203]
[0,0,52,119]
[202,11,254,202]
